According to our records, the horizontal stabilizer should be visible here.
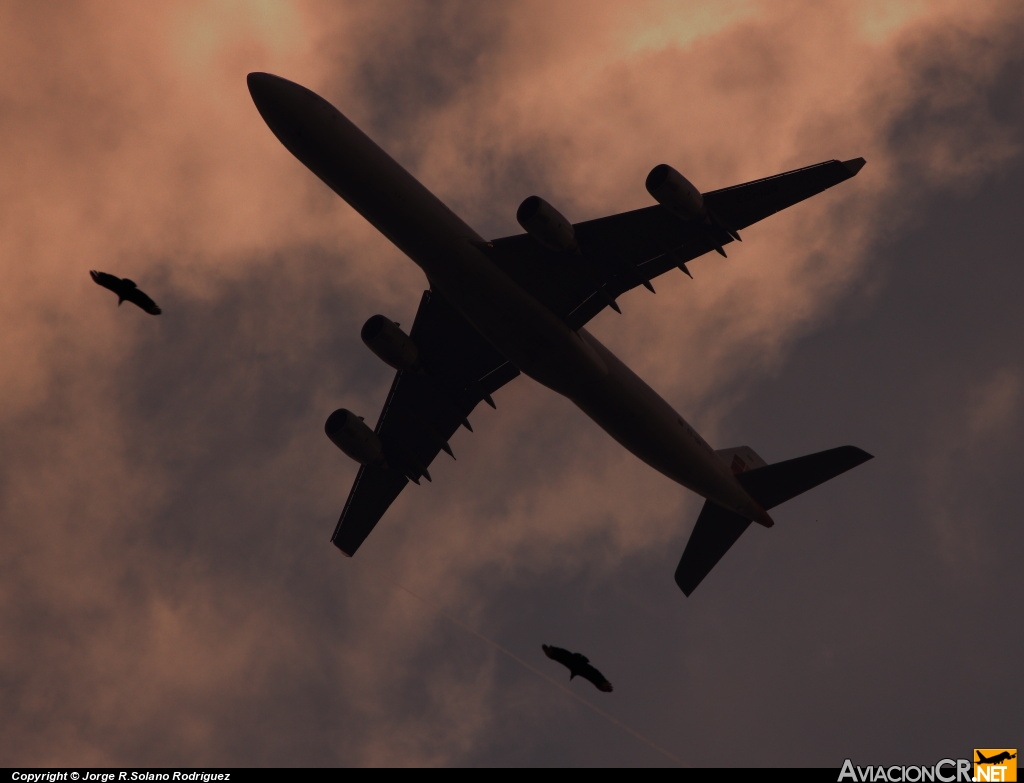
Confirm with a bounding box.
[676,445,873,596]
[675,501,752,596]
[736,445,872,510]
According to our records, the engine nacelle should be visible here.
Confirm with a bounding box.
[516,195,577,253]
[361,315,420,372]
[325,408,385,466]
[645,164,705,222]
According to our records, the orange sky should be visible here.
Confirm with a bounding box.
[1,0,1021,766]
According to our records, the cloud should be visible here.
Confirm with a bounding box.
[921,365,1023,566]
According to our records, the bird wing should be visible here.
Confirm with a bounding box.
[89,270,122,293]
[124,286,162,315]
[542,645,575,669]
[579,663,614,692]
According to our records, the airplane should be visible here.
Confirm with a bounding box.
[247,72,873,596]
[977,752,1017,765]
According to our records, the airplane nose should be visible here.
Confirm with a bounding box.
[247,71,280,103]
[246,71,316,120]
[246,72,331,163]
[247,72,303,138]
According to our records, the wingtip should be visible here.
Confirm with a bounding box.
[332,539,355,557]
[841,157,866,175]
[833,444,874,465]
[848,445,874,464]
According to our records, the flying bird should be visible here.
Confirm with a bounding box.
[542,645,613,692]
[90,270,161,315]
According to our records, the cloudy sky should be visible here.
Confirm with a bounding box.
[2,0,1022,767]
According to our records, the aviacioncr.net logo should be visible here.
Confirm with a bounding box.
[839,759,973,782]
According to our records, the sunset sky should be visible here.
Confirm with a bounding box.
[2,0,1022,767]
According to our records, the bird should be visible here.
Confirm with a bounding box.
[90,270,161,315]
[542,644,613,692]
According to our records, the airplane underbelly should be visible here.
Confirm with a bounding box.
[569,331,761,518]
[417,243,612,397]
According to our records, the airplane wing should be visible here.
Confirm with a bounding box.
[331,289,519,556]
[485,158,865,330]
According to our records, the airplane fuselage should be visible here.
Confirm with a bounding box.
[248,73,768,523]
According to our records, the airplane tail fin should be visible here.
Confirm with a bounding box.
[675,445,872,596]
[734,445,873,511]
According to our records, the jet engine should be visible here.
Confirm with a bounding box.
[645,164,705,222]
[361,315,420,372]
[325,408,385,466]
[516,195,577,253]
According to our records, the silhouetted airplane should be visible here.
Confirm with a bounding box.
[247,72,872,595]
[542,645,613,692]
[977,751,1017,765]
[90,270,161,315]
